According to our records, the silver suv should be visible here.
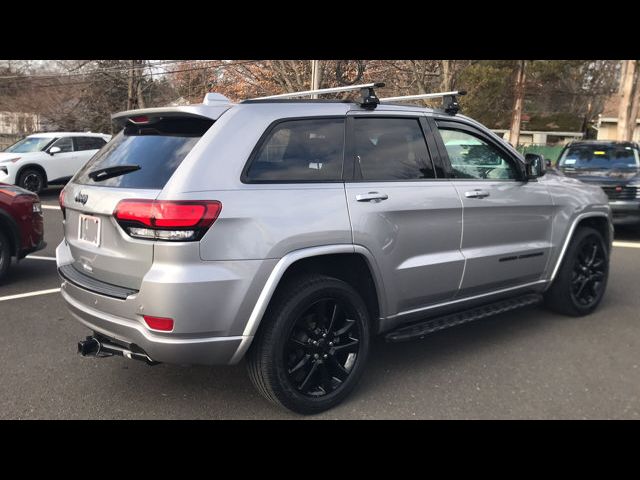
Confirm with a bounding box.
[56,84,612,414]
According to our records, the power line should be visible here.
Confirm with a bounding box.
[0,60,264,89]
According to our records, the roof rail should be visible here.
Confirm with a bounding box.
[379,90,467,115]
[251,82,386,110]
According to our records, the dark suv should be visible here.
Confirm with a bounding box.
[0,183,45,282]
[556,141,640,227]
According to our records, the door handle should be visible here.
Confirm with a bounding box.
[356,192,389,202]
[464,189,490,199]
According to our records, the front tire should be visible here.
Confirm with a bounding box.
[247,274,371,415]
[544,226,609,316]
[17,169,45,194]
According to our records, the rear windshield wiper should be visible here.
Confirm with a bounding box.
[88,164,141,181]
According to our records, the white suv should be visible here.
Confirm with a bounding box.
[0,132,111,193]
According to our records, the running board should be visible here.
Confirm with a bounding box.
[385,293,542,343]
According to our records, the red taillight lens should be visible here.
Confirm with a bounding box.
[143,315,174,331]
[129,115,150,124]
[114,200,222,241]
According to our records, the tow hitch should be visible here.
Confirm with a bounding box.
[77,335,159,365]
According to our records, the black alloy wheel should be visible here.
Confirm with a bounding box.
[570,234,606,308]
[284,297,361,397]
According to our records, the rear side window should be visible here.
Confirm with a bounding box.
[353,117,435,181]
[73,117,213,189]
[74,137,107,151]
[245,118,344,182]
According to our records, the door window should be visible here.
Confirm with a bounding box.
[439,129,518,180]
[353,117,435,181]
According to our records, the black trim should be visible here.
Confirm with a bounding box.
[240,115,346,184]
[58,264,138,300]
[345,114,438,182]
[433,119,527,182]
[419,116,447,178]
[0,209,20,256]
[48,176,72,185]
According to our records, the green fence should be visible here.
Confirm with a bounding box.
[516,144,565,164]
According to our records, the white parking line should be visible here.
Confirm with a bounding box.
[25,255,57,261]
[42,205,61,210]
[0,288,61,303]
[613,241,640,249]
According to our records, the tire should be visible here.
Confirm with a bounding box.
[247,274,371,415]
[17,168,45,194]
[0,229,11,283]
[544,226,609,316]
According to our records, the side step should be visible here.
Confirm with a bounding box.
[385,293,542,343]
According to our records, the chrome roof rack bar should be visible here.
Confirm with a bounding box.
[379,90,467,114]
[253,82,385,100]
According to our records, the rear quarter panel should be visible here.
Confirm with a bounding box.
[161,103,354,261]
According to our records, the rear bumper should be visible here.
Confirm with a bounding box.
[61,283,244,365]
[56,240,276,365]
[610,201,640,225]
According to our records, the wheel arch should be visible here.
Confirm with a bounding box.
[229,244,386,364]
[548,211,612,285]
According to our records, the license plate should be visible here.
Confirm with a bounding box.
[78,214,101,247]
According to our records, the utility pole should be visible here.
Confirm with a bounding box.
[618,60,639,141]
[508,60,526,147]
[127,60,135,110]
[310,60,321,98]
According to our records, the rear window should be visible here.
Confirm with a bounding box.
[558,145,640,169]
[73,117,213,189]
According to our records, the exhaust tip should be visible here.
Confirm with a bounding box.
[77,337,99,356]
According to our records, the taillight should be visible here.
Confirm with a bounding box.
[143,315,174,331]
[114,199,221,241]
[59,189,66,219]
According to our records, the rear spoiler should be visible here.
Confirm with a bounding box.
[111,105,232,126]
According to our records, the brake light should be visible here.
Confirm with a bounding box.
[143,315,174,331]
[114,199,221,241]
[129,115,150,124]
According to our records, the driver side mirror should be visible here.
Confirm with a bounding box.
[525,153,546,179]
[48,146,62,155]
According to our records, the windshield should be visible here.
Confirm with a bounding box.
[4,137,54,153]
[73,117,213,189]
[558,145,640,169]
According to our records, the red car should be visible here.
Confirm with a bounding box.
[0,183,45,282]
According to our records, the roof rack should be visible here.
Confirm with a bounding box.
[379,90,467,115]
[251,82,386,110]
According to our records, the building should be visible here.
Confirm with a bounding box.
[491,129,584,146]
[595,95,640,142]
[0,111,42,150]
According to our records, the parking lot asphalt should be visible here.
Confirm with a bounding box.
[1,186,639,419]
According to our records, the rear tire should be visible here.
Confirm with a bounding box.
[0,229,11,283]
[544,226,609,316]
[17,168,45,194]
[247,274,370,415]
